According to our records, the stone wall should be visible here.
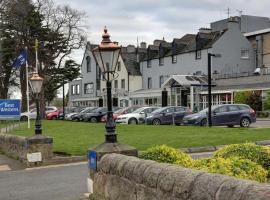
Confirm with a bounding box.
[91,153,270,200]
[0,133,53,167]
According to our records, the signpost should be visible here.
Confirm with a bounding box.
[0,99,21,120]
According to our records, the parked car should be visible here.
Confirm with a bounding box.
[101,106,141,122]
[65,107,85,120]
[146,106,192,125]
[182,104,256,127]
[83,107,120,123]
[71,107,97,121]
[20,106,58,121]
[46,110,61,120]
[115,107,159,124]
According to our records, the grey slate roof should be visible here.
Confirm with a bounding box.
[121,52,141,76]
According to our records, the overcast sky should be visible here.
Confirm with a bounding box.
[55,0,270,63]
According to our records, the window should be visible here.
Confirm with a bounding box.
[214,106,227,113]
[72,85,76,95]
[76,84,80,94]
[172,55,177,63]
[86,56,91,72]
[84,83,93,94]
[147,77,152,89]
[147,60,152,68]
[114,80,118,89]
[228,105,239,112]
[159,57,164,66]
[121,79,125,89]
[241,49,249,59]
[159,76,164,88]
[195,50,201,59]
[117,61,121,71]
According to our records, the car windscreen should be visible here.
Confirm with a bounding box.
[133,107,147,113]
[199,105,219,114]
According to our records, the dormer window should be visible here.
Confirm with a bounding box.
[172,55,177,63]
[159,57,164,66]
[147,60,152,68]
[195,50,201,60]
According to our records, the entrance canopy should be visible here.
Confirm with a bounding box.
[161,75,208,88]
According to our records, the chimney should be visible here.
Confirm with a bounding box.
[140,42,147,48]
[199,28,212,34]
[127,45,136,53]
[227,16,240,30]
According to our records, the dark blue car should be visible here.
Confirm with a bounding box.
[146,106,192,125]
[183,104,256,127]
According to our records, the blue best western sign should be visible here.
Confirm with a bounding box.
[0,99,21,120]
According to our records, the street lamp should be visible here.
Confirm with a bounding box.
[29,71,43,135]
[207,53,221,127]
[92,27,121,143]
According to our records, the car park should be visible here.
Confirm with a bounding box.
[20,106,58,120]
[71,107,97,121]
[146,106,192,125]
[101,106,141,122]
[182,104,256,127]
[115,107,159,124]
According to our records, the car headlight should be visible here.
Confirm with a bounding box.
[118,117,127,120]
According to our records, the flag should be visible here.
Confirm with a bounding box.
[12,49,28,69]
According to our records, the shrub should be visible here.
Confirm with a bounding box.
[193,157,268,183]
[140,145,193,167]
[214,143,270,171]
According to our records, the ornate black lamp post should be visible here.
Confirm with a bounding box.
[92,27,121,143]
[29,71,43,135]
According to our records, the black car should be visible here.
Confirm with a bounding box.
[183,104,256,127]
[82,107,120,123]
[146,106,192,125]
[71,107,97,121]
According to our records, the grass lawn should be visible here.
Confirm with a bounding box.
[8,120,270,156]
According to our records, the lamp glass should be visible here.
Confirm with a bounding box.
[92,48,104,73]
[30,79,43,94]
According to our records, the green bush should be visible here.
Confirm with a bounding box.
[140,145,193,167]
[193,157,268,183]
[214,143,270,171]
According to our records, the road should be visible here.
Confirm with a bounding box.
[0,162,88,200]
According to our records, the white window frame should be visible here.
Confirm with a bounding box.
[84,83,94,94]
[241,49,249,59]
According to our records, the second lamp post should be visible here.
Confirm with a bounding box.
[29,71,44,135]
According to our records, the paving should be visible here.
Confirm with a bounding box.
[0,154,25,171]
[0,162,88,200]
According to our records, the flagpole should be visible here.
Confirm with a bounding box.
[26,60,30,129]
[35,39,38,72]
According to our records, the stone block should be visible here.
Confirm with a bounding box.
[172,167,204,199]
[189,173,232,200]
[132,159,156,184]
[142,162,168,188]
[215,179,254,200]
[241,184,270,200]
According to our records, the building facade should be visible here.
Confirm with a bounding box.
[69,15,270,111]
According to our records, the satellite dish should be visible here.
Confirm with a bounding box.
[254,68,261,75]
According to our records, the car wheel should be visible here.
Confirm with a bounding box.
[128,118,138,124]
[20,116,28,121]
[152,119,161,125]
[200,119,207,126]
[52,116,56,120]
[227,125,234,128]
[240,117,250,128]
[90,117,98,123]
